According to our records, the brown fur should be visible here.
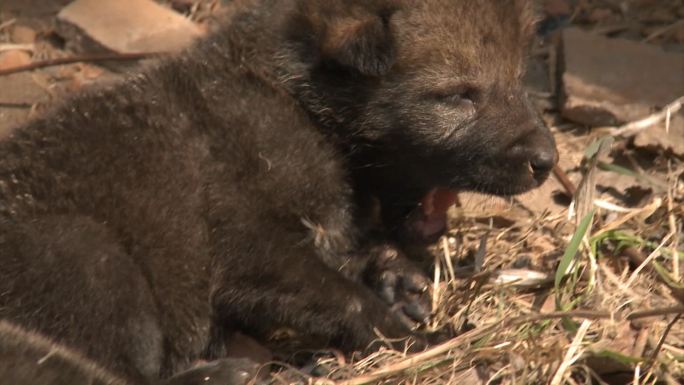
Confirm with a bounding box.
[0,0,556,382]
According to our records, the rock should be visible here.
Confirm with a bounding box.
[57,0,203,54]
[561,27,684,127]
[0,50,32,71]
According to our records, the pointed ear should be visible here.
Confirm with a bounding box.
[304,1,399,77]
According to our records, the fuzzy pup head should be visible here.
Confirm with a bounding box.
[284,0,556,241]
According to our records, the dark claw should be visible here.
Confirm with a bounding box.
[379,271,398,303]
[364,244,433,327]
[400,272,429,294]
[402,295,431,323]
[425,327,453,345]
[391,303,420,330]
[405,334,429,352]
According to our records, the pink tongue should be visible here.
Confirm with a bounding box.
[422,188,457,216]
[415,188,457,240]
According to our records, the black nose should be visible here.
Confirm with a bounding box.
[529,148,558,181]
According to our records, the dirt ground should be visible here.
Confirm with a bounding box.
[0,0,683,384]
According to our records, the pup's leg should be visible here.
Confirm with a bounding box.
[0,216,163,383]
[361,243,432,326]
[209,229,418,354]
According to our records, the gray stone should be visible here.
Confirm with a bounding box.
[561,27,684,127]
[57,0,202,54]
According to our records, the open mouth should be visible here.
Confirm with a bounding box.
[410,188,458,242]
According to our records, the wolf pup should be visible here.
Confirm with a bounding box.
[0,0,556,382]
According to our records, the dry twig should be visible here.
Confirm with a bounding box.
[0,52,159,77]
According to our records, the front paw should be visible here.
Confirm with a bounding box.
[364,244,432,327]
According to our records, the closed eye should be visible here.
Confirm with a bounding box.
[431,85,479,107]
[436,93,471,106]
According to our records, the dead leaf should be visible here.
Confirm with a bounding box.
[493,269,552,289]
